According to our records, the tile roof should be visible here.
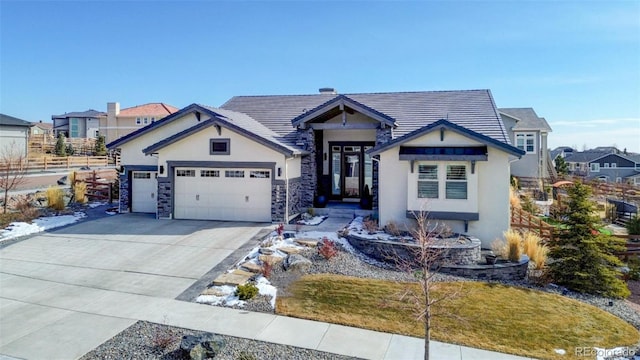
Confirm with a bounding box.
[52,109,106,119]
[498,108,552,132]
[564,151,610,163]
[0,113,31,127]
[221,90,512,146]
[119,103,179,117]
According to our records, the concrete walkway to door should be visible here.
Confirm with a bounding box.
[0,213,533,360]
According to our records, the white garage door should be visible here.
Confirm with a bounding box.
[131,171,157,213]
[174,168,271,222]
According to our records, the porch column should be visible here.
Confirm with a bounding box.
[373,126,393,211]
[298,127,316,208]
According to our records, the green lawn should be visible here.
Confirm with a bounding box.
[276,274,639,360]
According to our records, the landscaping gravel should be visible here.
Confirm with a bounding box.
[79,321,358,360]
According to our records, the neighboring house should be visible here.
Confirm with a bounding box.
[103,102,178,143]
[550,146,574,162]
[52,109,106,139]
[564,150,612,177]
[30,121,53,136]
[52,102,178,142]
[584,153,640,184]
[0,113,31,156]
[498,108,554,182]
[109,89,524,247]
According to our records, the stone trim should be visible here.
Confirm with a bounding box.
[298,128,316,208]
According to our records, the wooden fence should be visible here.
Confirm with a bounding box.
[27,156,109,170]
[75,170,116,202]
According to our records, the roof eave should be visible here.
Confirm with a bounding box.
[290,95,396,128]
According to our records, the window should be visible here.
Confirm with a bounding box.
[515,133,535,153]
[151,117,156,122]
[136,117,142,125]
[210,139,230,155]
[250,170,270,178]
[616,177,622,183]
[143,117,149,124]
[201,170,219,177]
[225,170,244,178]
[133,172,151,179]
[446,165,467,199]
[604,163,610,168]
[176,169,195,177]
[611,163,617,168]
[417,165,438,198]
[590,163,600,172]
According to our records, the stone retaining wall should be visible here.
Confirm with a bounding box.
[440,256,529,281]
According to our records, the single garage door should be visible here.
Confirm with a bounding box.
[131,171,157,213]
[174,168,271,222]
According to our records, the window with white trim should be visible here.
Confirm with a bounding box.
[446,165,467,199]
[590,163,600,172]
[611,163,617,168]
[136,117,142,125]
[604,163,610,168]
[250,170,270,178]
[417,165,438,198]
[133,172,151,179]
[515,133,535,153]
[201,170,219,177]
[143,117,149,125]
[225,170,244,178]
[176,169,195,177]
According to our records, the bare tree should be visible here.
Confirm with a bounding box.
[390,210,463,360]
[0,142,29,212]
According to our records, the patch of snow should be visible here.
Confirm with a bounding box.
[297,215,328,226]
[195,285,246,307]
[554,349,566,355]
[0,212,86,242]
[87,201,107,208]
[256,276,277,308]
[594,346,636,360]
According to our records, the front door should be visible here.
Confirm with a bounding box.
[330,143,374,201]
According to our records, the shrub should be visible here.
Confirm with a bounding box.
[275,223,284,237]
[520,195,539,215]
[626,216,640,235]
[260,261,273,278]
[74,181,87,204]
[363,218,378,233]
[235,283,259,300]
[318,237,338,260]
[503,229,522,262]
[491,239,508,258]
[152,327,176,350]
[385,221,402,237]
[307,207,315,217]
[15,196,39,220]
[46,187,65,210]
[55,133,67,156]
[237,351,257,360]
[509,186,521,209]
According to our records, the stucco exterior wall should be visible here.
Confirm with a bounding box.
[118,112,207,166]
[377,130,512,248]
[510,130,541,179]
[0,125,28,156]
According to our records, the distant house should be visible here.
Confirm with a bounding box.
[498,108,554,183]
[584,152,640,184]
[550,146,574,162]
[30,121,53,136]
[563,150,611,176]
[52,109,106,139]
[52,102,178,142]
[109,89,525,247]
[0,113,31,156]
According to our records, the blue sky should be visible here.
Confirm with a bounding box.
[1,1,639,152]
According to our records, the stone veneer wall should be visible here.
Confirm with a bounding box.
[439,256,529,281]
[119,173,129,213]
[298,128,316,208]
[157,177,171,219]
[373,127,393,211]
[287,177,302,219]
[272,180,286,222]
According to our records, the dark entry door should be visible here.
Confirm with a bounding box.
[330,143,373,201]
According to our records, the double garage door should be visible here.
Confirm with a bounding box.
[174,167,272,222]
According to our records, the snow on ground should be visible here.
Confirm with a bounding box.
[296,215,328,226]
[0,212,86,242]
[87,201,108,208]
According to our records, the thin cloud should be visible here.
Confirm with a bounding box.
[552,118,640,128]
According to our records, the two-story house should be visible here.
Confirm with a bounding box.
[585,152,640,185]
[52,110,105,139]
[498,108,554,184]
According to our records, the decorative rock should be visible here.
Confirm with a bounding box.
[259,248,274,255]
[284,254,312,272]
[279,247,301,255]
[180,334,225,360]
[259,254,283,264]
[239,261,262,273]
[212,269,253,286]
[201,287,228,296]
[295,238,319,247]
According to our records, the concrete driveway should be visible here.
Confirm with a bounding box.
[0,214,266,359]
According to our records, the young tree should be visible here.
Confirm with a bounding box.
[65,143,75,156]
[548,182,629,298]
[554,156,568,176]
[55,133,67,156]
[0,142,28,212]
[393,210,462,360]
[94,135,107,156]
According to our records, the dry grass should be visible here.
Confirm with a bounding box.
[503,229,522,262]
[276,274,640,360]
[510,186,521,209]
[46,187,65,210]
[522,232,549,270]
[74,181,87,204]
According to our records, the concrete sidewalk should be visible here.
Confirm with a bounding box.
[0,274,533,360]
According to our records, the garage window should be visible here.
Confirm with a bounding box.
[177,169,195,177]
[201,170,220,177]
[250,170,270,178]
[225,170,244,178]
[133,172,151,179]
[210,139,230,155]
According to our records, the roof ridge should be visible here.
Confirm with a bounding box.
[224,89,491,99]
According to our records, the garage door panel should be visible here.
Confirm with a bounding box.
[174,168,271,222]
[132,171,157,213]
